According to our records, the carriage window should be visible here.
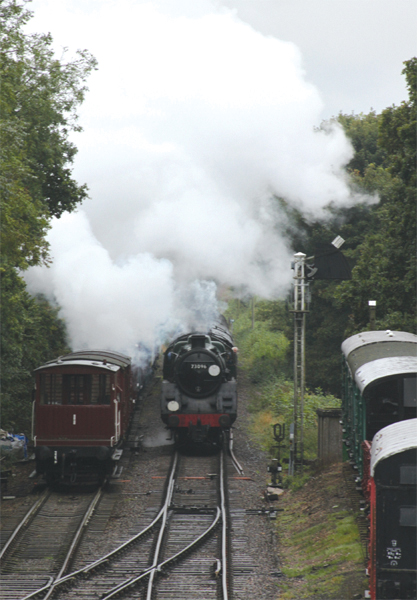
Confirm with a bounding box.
[91,374,111,404]
[403,377,417,408]
[63,375,91,405]
[366,379,400,439]
[400,465,417,485]
[39,374,63,404]
[399,506,417,527]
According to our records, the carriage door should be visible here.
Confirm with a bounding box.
[114,392,121,443]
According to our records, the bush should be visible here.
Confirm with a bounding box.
[248,377,340,460]
[227,301,289,383]
[225,298,341,463]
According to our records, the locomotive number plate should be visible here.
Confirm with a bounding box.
[191,364,207,369]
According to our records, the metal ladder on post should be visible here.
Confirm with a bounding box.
[291,253,308,474]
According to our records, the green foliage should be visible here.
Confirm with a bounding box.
[278,510,363,598]
[1,267,70,432]
[248,377,340,460]
[226,300,339,460]
[335,58,417,334]
[0,0,96,433]
[0,115,51,270]
[0,0,98,226]
[277,465,366,599]
[226,298,289,383]
[277,58,417,395]
[379,58,416,187]
[336,110,387,176]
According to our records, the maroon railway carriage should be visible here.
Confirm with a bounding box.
[32,350,135,483]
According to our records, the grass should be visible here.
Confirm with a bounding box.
[225,300,366,597]
[275,464,368,599]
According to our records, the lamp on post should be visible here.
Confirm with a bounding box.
[368,300,377,329]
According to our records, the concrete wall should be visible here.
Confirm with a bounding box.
[316,408,342,464]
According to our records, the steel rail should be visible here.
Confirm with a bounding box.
[102,507,221,600]
[55,503,165,583]
[0,489,50,562]
[100,451,179,599]
[23,448,229,600]
[18,454,180,599]
[220,448,229,600]
[102,451,223,600]
[145,458,177,600]
[40,484,104,600]
[19,485,105,600]
[228,429,244,475]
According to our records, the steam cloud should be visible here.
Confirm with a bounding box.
[25,0,366,361]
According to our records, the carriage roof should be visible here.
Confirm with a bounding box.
[341,331,417,392]
[34,350,131,373]
[370,418,417,476]
[342,330,416,358]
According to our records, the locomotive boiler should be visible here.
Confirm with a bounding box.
[161,317,238,445]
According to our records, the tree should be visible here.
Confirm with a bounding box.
[0,0,97,432]
[379,58,416,188]
[1,269,70,432]
[276,60,416,393]
[0,0,97,226]
[335,58,417,334]
[337,110,387,176]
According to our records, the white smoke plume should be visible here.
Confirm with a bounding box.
[25,0,366,360]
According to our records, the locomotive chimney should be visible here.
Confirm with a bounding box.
[190,335,207,349]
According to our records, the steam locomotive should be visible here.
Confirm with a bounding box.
[32,350,138,484]
[161,317,238,445]
[341,330,417,599]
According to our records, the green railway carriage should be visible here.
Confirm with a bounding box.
[368,419,417,600]
[341,331,417,478]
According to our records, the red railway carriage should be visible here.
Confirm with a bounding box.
[33,350,135,483]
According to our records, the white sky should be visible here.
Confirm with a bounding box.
[28,0,417,119]
[221,0,417,118]
[23,0,416,356]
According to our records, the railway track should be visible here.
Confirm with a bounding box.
[52,449,229,599]
[0,485,105,599]
[1,386,269,600]
[3,443,237,600]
